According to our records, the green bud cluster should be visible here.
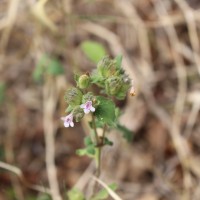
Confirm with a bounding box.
[93,56,131,100]
[63,55,131,126]
[105,76,122,96]
[72,106,85,122]
[97,56,116,78]
[64,88,83,106]
[82,92,94,103]
[64,88,96,122]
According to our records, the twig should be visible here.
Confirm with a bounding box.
[154,0,192,197]
[0,0,21,57]
[43,77,62,200]
[0,161,51,194]
[174,0,200,76]
[184,92,200,137]
[92,176,122,200]
[5,104,24,200]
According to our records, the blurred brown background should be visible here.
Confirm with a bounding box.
[0,0,200,199]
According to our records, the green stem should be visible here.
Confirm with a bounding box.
[95,147,101,177]
[92,115,108,179]
[96,127,108,179]
[92,114,98,145]
[102,124,107,144]
[92,114,103,178]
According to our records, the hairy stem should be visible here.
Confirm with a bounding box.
[91,114,102,178]
[96,125,107,177]
[92,114,99,145]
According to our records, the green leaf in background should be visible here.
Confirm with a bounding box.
[104,137,113,146]
[74,73,80,85]
[89,119,105,129]
[84,136,93,146]
[115,123,133,142]
[26,196,37,200]
[0,82,6,104]
[5,188,16,200]
[37,194,52,200]
[76,148,87,156]
[33,55,48,82]
[81,40,106,63]
[114,55,122,69]
[33,55,64,82]
[67,188,85,200]
[76,145,96,157]
[46,59,64,75]
[95,96,116,126]
[0,145,5,160]
[91,183,118,200]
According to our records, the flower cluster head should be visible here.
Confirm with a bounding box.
[61,55,132,128]
[61,100,95,128]
[62,85,96,128]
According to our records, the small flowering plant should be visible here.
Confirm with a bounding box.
[61,55,134,182]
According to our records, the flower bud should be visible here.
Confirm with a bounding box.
[97,56,116,78]
[97,56,110,70]
[105,76,122,96]
[115,79,131,100]
[64,87,82,106]
[72,106,85,122]
[78,74,90,89]
[82,92,94,103]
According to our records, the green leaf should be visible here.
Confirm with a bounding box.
[33,55,49,82]
[0,82,6,104]
[65,105,73,113]
[104,137,113,146]
[81,40,106,64]
[33,63,45,82]
[76,145,95,157]
[33,55,64,82]
[74,73,80,85]
[26,196,37,200]
[91,183,118,200]
[89,119,105,129]
[95,96,116,125]
[37,194,52,200]
[47,59,64,75]
[115,107,121,119]
[87,145,96,155]
[67,188,85,200]
[115,55,122,69]
[84,136,93,146]
[115,123,133,142]
[76,148,87,156]
[0,145,5,160]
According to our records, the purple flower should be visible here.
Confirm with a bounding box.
[61,113,74,127]
[80,101,95,114]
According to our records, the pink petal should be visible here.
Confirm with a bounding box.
[80,104,85,108]
[84,108,90,114]
[64,122,69,127]
[90,106,95,112]
[70,122,74,127]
